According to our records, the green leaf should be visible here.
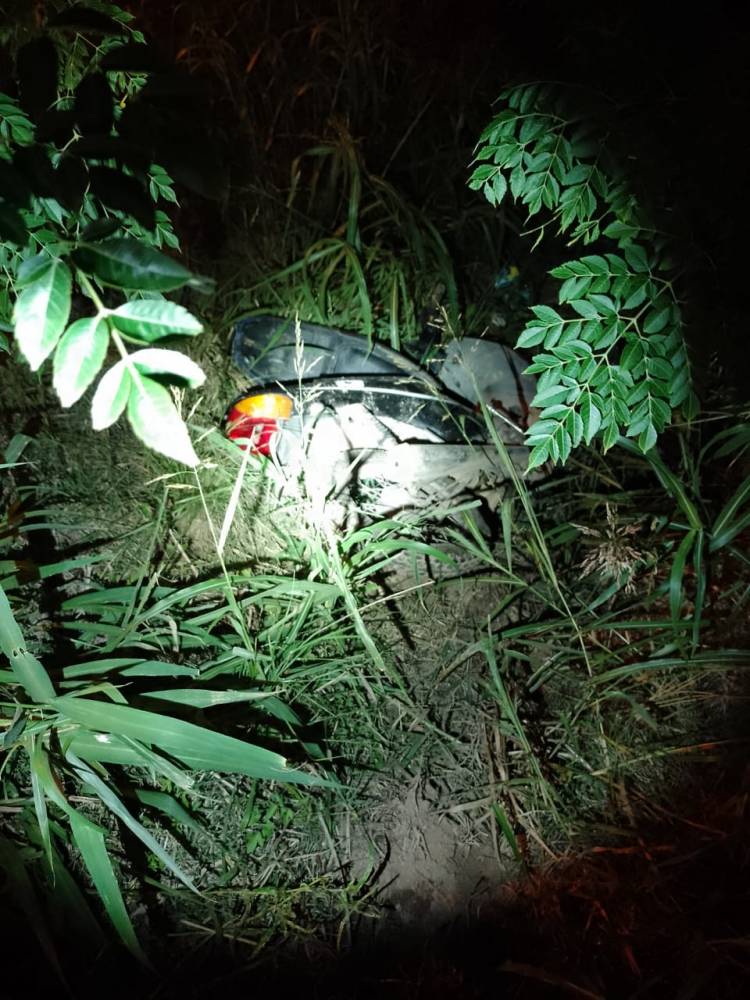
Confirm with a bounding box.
[74,238,192,291]
[0,588,57,702]
[128,348,206,388]
[580,392,602,444]
[68,811,149,965]
[580,254,609,274]
[91,361,131,430]
[623,243,649,273]
[638,422,658,452]
[519,115,547,142]
[531,304,563,325]
[527,441,550,470]
[136,790,206,838]
[143,688,282,709]
[127,375,199,466]
[603,220,640,243]
[109,300,203,341]
[491,802,522,861]
[516,325,546,348]
[568,298,599,319]
[647,356,673,382]
[565,408,584,448]
[602,421,619,451]
[558,275,591,302]
[29,739,53,872]
[53,317,109,407]
[468,163,497,189]
[13,259,72,370]
[531,384,569,408]
[80,218,121,242]
[643,303,671,334]
[53,695,330,785]
[490,170,508,204]
[622,277,650,310]
[16,254,54,288]
[510,164,525,198]
[554,424,572,464]
[710,474,750,551]
[118,735,194,790]
[669,529,696,629]
[620,341,643,371]
[561,163,591,185]
[588,293,616,315]
[68,748,197,891]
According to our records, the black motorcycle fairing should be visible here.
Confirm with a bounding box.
[231,315,424,384]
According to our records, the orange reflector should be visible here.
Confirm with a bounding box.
[233,392,293,419]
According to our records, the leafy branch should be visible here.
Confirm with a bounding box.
[1,6,214,467]
[470,82,698,469]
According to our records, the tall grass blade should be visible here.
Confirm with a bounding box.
[68,811,150,965]
[136,789,207,839]
[492,801,523,863]
[217,435,252,556]
[710,474,750,550]
[29,736,53,872]
[0,585,56,702]
[66,750,198,892]
[669,529,696,631]
[54,695,332,785]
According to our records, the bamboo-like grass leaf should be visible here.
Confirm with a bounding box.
[691,531,707,649]
[29,736,53,872]
[66,750,197,891]
[710,474,750,551]
[491,801,523,863]
[54,695,331,785]
[136,789,207,839]
[68,811,150,965]
[63,658,198,680]
[669,529,696,631]
[117,734,195,790]
[141,687,283,709]
[593,649,750,685]
[618,437,702,529]
[64,729,145,767]
[45,839,106,949]
[0,585,56,702]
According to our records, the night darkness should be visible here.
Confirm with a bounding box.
[2,1,750,998]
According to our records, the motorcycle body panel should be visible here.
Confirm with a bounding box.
[226,315,539,526]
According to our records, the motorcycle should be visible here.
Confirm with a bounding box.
[223,315,538,532]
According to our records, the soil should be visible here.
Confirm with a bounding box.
[353,779,508,936]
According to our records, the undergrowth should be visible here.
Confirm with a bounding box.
[1,1,748,996]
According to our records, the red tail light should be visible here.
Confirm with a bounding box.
[225,392,293,456]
